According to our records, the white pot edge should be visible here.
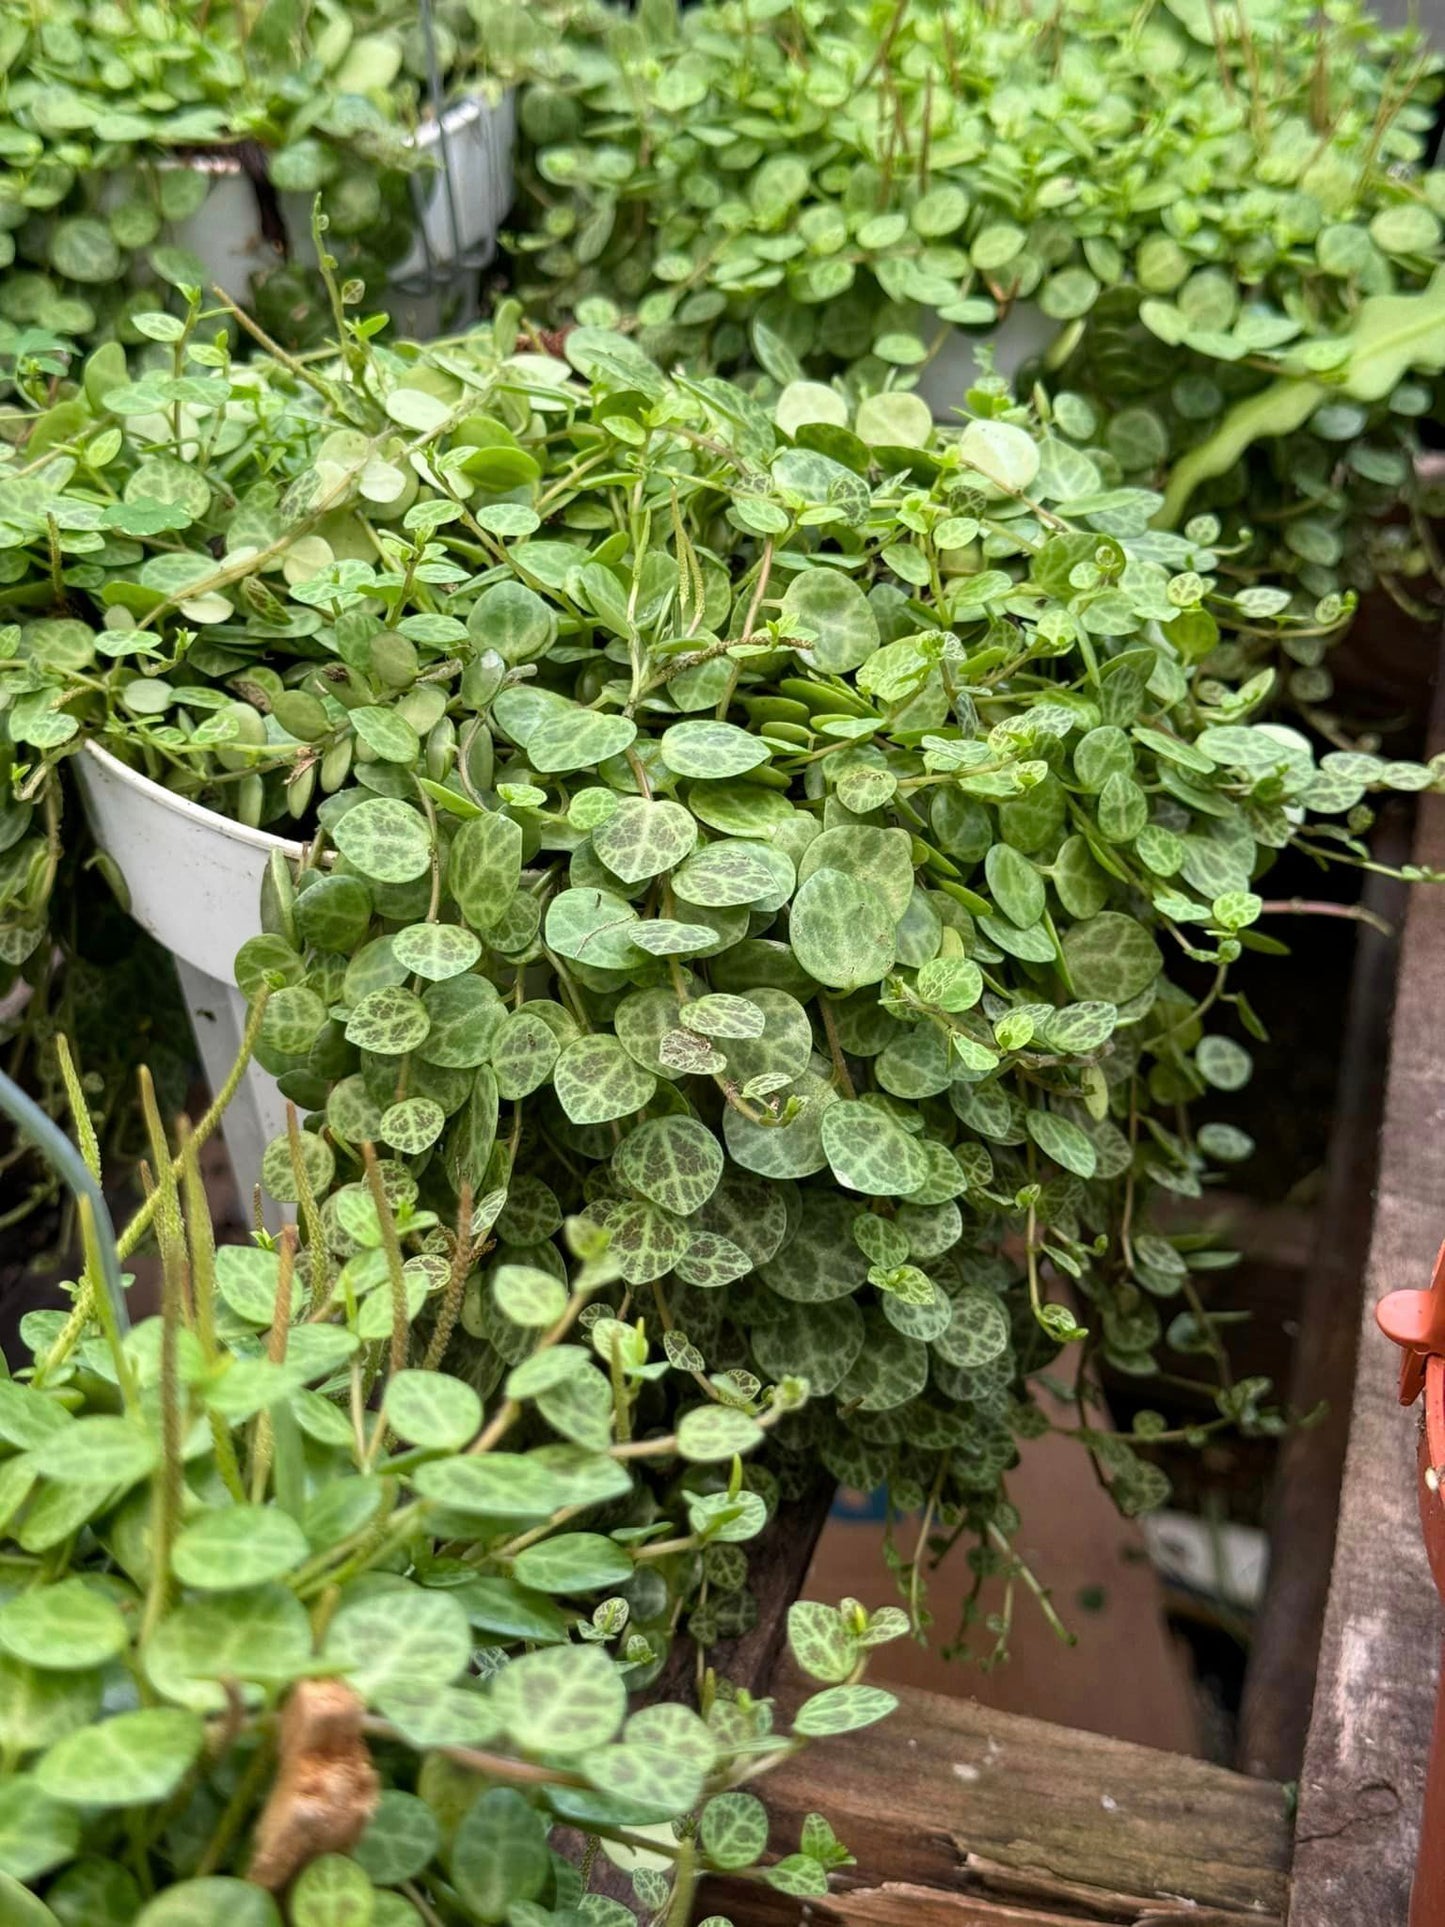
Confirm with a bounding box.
[80,740,307,863]
[76,742,303,1225]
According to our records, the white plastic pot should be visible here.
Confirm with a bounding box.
[75,742,303,1222]
[393,92,518,286]
[163,90,516,335]
[915,303,1062,420]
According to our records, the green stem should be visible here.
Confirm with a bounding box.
[117,987,271,1264]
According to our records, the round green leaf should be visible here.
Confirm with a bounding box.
[490,1642,627,1754]
[554,1035,657,1124]
[677,1404,764,1462]
[36,1708,204,1808]
[673,841,784,909]
[391,922,483,980]
[0,1870,61,1926]
[1026,1109,1098,1178]
[0,1579,128,1671]
[660,720,772,779]
[723,1069,837,1180]
[985,844,1045,929]
[614,1117,724,1216]
[492,1010,562,1100]
[353,1790,440,1886]
[493,1263,569,1326]
[820,1102,929,1198]
[171,1506,309,1591]
[384,1370,482,1450]
[781,568,880,673]
[332,798,433,884]
[792,1684,898,1736]
[417,975,505,1069]
[701,1792,769,1870]
[323,1586,471,1697]
[933,1288,1011,1368]
[351,705,420,765]
[529,708,637,773]
[1060,912,1163,1002]
[135,1881,281,1927]
[345,986,430,1054]
[411,1452,575,1519]
[545,887,643,970]
[290,1855,375,1927]
[511,1533,633,1595]
[261,1128,335,1205]
[789,870,895,991]
[450,1788,549,1920]
[0,1778,80,1883]
[450,812,524,933]
[144,1586,313,1710]
[29,1417,157,1487]
[592,797,698,882]
[380,1097,446,1153]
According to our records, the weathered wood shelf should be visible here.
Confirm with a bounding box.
[705,1679,1291,1925]
[1288,677,1445,1924]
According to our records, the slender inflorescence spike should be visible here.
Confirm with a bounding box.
[54,1036,101,1184]
[422,1179,472,1373]
[362,1141,410,1381]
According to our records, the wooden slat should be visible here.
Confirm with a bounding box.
[1290,672,1445,1923]
[1238,827,1410,1780]
[702,1881,1265,1926]
[702,1681,1290,1925]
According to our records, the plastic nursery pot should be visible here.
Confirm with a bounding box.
[75,740,303,1222]
[1378,1246,1445,1926]
[158,90,517,335]
[914,302,1061,420]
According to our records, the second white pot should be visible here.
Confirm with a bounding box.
[161,89,516,336]
[75,743,303,1220]
[915,305,1062,420]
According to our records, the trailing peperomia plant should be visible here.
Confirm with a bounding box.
[4,306,1444,1639]
[0,0,578,366]
[0,1044,898,1922]
[508,0,1445,676]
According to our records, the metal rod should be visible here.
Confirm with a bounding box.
[0,1068,129,1336]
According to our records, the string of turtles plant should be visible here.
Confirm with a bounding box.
[0,1040,898,1922]
[3,301,1444,1645]
[508,0,1445,687]
[0,0,584,368]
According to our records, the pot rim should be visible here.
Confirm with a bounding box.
[167,88,506,176]
[81,738,307,860]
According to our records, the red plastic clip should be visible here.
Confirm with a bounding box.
[1378,1239,1445,1407]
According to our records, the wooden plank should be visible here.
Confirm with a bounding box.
[1290,672,1445,1924]
[699,1878,1268,1926]
[701,1680,1290,1925]
[1238,826,1410,1781]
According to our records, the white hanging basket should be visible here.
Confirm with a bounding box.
[75,742,302,1220]
[161,89,516,333]
[915,304,1061,420]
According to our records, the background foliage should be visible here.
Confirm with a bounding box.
[0,0,582,361]
[509,0,1445,668]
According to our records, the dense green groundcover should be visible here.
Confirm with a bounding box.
[0,1085,901,1921]
[3,4,1445,1918]
[508,0,1445,655]
[3,307,1441,1587]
